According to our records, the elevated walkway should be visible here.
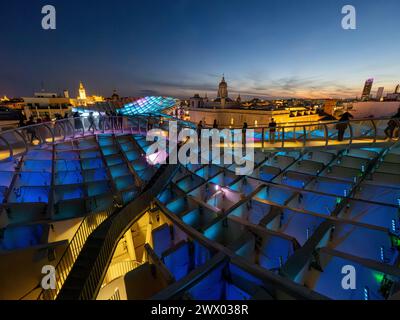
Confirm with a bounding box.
[0,116,398,161]
[4,114,398,300]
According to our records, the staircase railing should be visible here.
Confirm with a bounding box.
[103,260,141,285]
[38,205,116,300]
[39,162,178,300]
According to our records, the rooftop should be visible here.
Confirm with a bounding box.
[0,113,399,301]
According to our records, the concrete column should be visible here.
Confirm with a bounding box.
[145,214,153,248]
[124,229,136,261]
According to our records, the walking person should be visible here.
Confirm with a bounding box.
[117,110,124,130]
[269,118,277,144]
[197,120,203,143]
[242,122,248,147]
[88,112,96,133]
[99,112,105,131]
[104,111,111,130]
[73,112,83,133]
[111,111,117,130]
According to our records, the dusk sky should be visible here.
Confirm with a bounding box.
[1,0,399,99]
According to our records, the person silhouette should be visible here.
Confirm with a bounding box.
[384,107,400,140]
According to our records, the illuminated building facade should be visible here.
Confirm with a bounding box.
[190,76,241,110]
[77,82,105,107]
[78,81,87,101]
[21,92,74,118]
[376,87,385,101]
[189,76,320,127]
[361,78,374,100]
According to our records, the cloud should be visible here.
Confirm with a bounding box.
[134,73,365,99]
[137,89,161,96]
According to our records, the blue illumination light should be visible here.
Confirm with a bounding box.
[117,96,176,115]
[71,108,100,117]
[364,287,369,300]
[279,256,283,268]
[204,222,221,240]
[380,246,385,263]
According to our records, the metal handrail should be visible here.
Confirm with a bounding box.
[200,117,399,149]
[0,116,151,160]
[103,260,141,285]
[66,164,179,300]
[2,115,399,135]
[38,206,115,300]
[198,116,398,131]
[1,115,396,139]
[1,115,399,162]
[200,116,399,130]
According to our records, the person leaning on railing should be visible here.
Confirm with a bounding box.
[336,112,354,142]
[26,116,39,143]
[384,107,400,140]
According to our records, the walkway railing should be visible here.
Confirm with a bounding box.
[1,115,398,161]
[200,117,400,150]
[0,115,195,161]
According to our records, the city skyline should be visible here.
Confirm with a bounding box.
[1,0,399,99]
